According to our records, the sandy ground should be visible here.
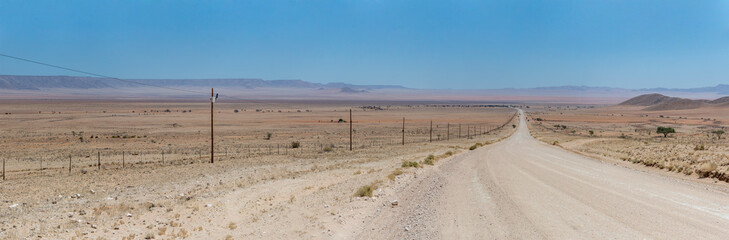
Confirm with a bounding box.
[526,105,729,184]
[0,102,517,239]
[356,110,729,239]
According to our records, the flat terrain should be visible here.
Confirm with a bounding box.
[3,102,729,239]
[527,105,729,184]
[0,101,517,239]
[356,110,729,239]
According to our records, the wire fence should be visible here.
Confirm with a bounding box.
[1,110,518,181]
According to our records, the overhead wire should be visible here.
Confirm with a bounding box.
[0,53,235,98]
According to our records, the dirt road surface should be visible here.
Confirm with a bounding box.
[355,109,729,239]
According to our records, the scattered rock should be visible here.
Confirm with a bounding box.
[78,210,86,215]
[126,213,133,217]
[205,203,213,208]
[391,200,398,206]
[8,204,18,208]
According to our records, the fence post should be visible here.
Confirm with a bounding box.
[430,120,433,142]
[349,108,353,151]
[122,151,125,168]
[459,123,461,138]
[447,123,450,140]
[40,156,43,173]
[68,155,72,173]
[2,158,5,180]
[162,151,165,164]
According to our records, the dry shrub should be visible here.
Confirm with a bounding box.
[401,161,419,168]
[696,162,718,178]
[388,169,403,181]
[355,182,379,197]
[423,154,435,165]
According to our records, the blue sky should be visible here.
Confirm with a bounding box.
[1,0,728,89]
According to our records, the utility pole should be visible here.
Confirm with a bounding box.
[447,123,450,140]
[349,109,353,151]
[402,117,405,145]
[211,88,215,164]
[429,120,433,142]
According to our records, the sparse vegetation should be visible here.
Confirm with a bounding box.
[696,162,718,178]
[388,169,403,181]
[401,161,419,168]
[657,126,675,138]
[355,183,379,197]
[712,130,725,139]
[291,141,300,148]
[323,145,333,152]
[469,142,484,150]
[423,154,435,165]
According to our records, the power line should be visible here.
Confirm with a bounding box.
[0,53,210,96]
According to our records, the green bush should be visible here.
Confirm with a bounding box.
[401,161,419,168]
[423,154,435,165]
[656,126,675,137]
[291,141,301,148]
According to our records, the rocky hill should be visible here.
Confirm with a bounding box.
[620,93,726,110]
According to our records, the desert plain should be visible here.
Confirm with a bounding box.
[3,96,729,239]
[0,100,517,239]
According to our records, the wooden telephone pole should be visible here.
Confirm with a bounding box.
[402,117,405,145]
[349,109,353,151]
[211,88,214,164]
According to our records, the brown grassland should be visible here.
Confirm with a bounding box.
[527,104,729,184]
[0,100,517,239]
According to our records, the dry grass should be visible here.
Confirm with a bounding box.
[0,101,518,239]
[387,169,403,181]
[355,182,380,197]
[527,105,729,183]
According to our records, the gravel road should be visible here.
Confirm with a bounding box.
[356,109,729,239]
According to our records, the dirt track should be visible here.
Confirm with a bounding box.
[356,109,729,239]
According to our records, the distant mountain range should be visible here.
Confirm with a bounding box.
[619,93,729,110]
[0,75,407,91]
[1,74,728,104]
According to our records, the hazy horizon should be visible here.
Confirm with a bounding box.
[2,1,728,90]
